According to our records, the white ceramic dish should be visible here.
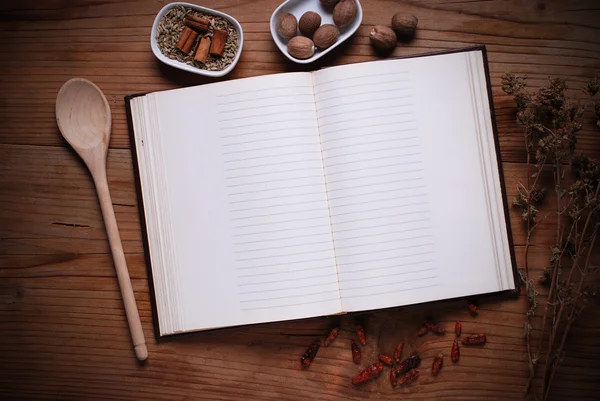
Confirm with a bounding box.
[270,0,362,64]
[150,2,244,77]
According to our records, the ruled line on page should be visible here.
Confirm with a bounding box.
[233,230,332,246]
[336,242,435,260]
[326,166,422,183]
[231,206,326,220]
[231,215,328,230]
[216,85,313,97]
[315,80,411,96]
[241,298,340,311]
[224,150,322,164]
[221,118,317,131]
[339,251,435,269]
[230,198,326,213]
[224,158,323,172]
[228,182,324,197]
[333,226,432,242]
[323,137,419,153]
[229,191,326,204]
[320,121,417,136]
[341,285,439,300]
[222,133,318,147]
[217,93,315,106]
[240,289,340,303]
[334,235,433,250]
[236,248,333,263]
[226,174,324,188]
[238,262,335,277]
[316,87,412,103]
[218,101,315,114]
[223,142,318,156]
[236,255,334,270]
[326,177,425,193]
[225,166,324,180]
[327,169,424,185]
[332,210,429,227]
[234,239,331,254]
[332,193,428,210]
[325,160,422,176]
[338,259,436,277]
[318,100,414,118]
[232,223,327,237]
[321,128,419,144]
[239,281,341,295]
[323,145,420,161]
[218,110,316,123]
[238,268,336,287]
[341,275,437,291]
[319,111,414,129]
[333,218,431,235]
[313,71,408,89]
[331,202,428,218]
[340,266,437,283]
[221,125,317,139]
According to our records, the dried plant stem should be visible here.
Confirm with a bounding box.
[544,230,598,400]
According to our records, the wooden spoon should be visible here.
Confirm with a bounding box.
[56,78,148,361]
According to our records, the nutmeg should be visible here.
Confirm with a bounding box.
[313,24,339,49]
[287,36,315,59]
[391,13,418,37]
[277,13,298,39]
[369,25,397,51]
[333,0,357,28]
[320,0,340,7]
[299,11,322,37]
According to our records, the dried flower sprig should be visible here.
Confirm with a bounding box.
[502,73,600,400]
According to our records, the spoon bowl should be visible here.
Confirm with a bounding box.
[55,78,148,361]
[56,78,111,153]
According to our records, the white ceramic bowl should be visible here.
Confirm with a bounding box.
[150,2,244,77]
[270,0,362,64]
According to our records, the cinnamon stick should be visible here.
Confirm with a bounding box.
[184,18,209,33]
[176,27,194,52]
[182,28,199,54]
[194,36,212,64]
[186,14,210,26]
[209,29,228,57]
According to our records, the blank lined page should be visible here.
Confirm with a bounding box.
[137,73,341,334]
[313,52,510,312]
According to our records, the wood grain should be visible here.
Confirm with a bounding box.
[1,0,599,400]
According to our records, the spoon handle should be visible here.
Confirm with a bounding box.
[93,169,148,361]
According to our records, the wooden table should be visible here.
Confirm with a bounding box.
[1,1,599,399]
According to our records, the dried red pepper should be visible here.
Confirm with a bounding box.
[351,340,361,364]
[300,339,320,368]
[390,364,398,387]
[431,353,443,376]
[378,354,394,366]
[462,333,486,345]
[394,353,421,376]
[468,302,479,315]
[394,341,404,362]
[451,340,460,362]
[425,319,445,334]
[324,327,339,346]
[351,362,384,385]
[355,323,367,346]
[397,368,419,387]
[455,321,462,337]
[416,325,428,336]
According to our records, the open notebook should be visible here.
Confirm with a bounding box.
[126,46,517,337]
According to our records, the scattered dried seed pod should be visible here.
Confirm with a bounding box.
[355,323,367,345]
[300,339,320,368]
[333,0,357,27]
[394,354,421,376]
[416,325,428,336]
[287,36,315,59]
[320,0,340,7]
[431,353,443,376]
[324,327,339,346]
[468,302,479,315]
[455,321,462,337]
[394,341,404,362]
[351,340,361,364]
[277,13,298,39]
[369,25,397,51]
[390,365,398,387]
[299,11,322,37]
[313,24,339,49]
[352,362,384,385]
[462,333,487,345]
[378,354,394,366]
[451,340,460,362]
[397,368,419,387]
[425,319,445,334]
[391,13,418,37]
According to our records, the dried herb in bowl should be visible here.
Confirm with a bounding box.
[156,5,239,72]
